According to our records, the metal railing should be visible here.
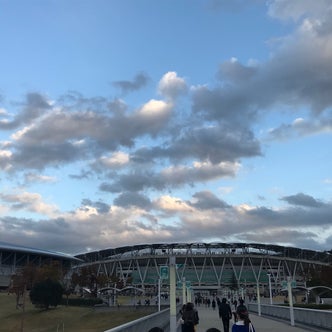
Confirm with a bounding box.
[248,303,332,331]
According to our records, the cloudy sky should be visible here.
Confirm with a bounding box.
[0,0,331,255]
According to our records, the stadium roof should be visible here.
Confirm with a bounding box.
[75,242,332,264]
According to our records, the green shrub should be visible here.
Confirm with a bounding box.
[30,278,64,309]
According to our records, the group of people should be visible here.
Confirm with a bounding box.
[148,297,255,332]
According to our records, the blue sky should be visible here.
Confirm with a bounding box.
[0,0,331,254]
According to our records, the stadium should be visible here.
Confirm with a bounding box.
[74,242,332,297]
[0,241,81,288]
[1,241,331,299]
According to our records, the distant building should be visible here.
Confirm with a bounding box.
[0,241,81,288]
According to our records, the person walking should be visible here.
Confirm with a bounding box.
[211,298,216,310]
[178,304,187,332]
[231,306,255,332]
[232,299,238,322]
[182,302,199,332]
[218,298,232,332]
[236,298,247,313]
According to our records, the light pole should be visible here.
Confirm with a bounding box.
[158,278,161,312]
[256,281,261,316]
[267,273,273,305]
[169,256,177,332]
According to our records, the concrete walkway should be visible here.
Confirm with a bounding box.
[194,306,312,332]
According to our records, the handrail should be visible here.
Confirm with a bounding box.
[248,303,332,331]
[103,307,171,332]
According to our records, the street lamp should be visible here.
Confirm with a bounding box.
[267,273,273,305]
[256,281,261,316]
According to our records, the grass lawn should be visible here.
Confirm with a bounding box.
[0,292,156,332]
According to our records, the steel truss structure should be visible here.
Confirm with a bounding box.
[75,243,332,291]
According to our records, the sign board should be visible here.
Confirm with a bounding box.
[281,280,296,288]
[160,266,169,279]
[176,281,191,289]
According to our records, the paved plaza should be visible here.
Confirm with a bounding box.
[193,306,316,332]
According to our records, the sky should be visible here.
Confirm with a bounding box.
[0,0,331,255]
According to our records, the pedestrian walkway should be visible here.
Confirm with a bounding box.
[194,306,312,332]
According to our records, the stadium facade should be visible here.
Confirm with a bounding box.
[0,241,81,288]
[75,242,332,295]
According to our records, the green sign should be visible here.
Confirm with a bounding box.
[160,266,169,279]
[281,280,296,288]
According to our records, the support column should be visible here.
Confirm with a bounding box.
[182,277,186,304]
[169,256,177,332]
[287,276,295,326]
[256,281,261,316]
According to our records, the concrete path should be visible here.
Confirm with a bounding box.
[193,306,312,332]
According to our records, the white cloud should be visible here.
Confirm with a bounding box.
[0,191,59,217]
[158,71,187,100]
[0,108,8,115]
[24,173,57,184]
[267,0,332,21]
[11,126,31,141]
[99,151,130,168]
[137,99,171,117]
[155,195,191,212]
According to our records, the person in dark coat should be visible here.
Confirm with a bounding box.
[218,298,232,332]
[179,304,187,332]
[236,299,247,314]
[231,306,255,332]
[212,299,216,310]
[182,302,199,332]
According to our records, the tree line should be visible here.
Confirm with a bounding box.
[8,262,123,310]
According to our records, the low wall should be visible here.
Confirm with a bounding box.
[248,303,332,331]
[103,307,179,332]
[321,298,332,304]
